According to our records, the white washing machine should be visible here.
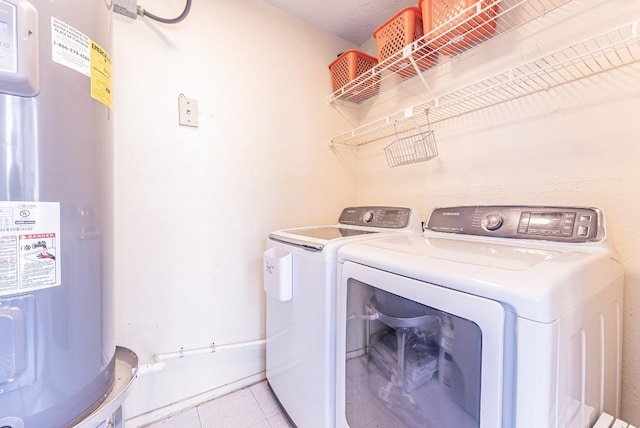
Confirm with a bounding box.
[335,205,624,428]
[263,206,422,428]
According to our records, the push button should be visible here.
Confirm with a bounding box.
[577,226,589,237]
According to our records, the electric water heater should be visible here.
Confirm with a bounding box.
[0,1,115,426]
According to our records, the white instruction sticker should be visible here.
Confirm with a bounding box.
[51,17,90,76]
[50,17,113,109]
[0,202,61,297]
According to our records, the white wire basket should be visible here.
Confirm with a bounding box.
[384,111,438,168]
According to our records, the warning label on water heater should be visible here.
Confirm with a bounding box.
[0,202,61,297]
[90,40,113,109]
[51,17,113,109]
[51,17,91,76]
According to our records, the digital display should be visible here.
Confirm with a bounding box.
[528,212,564,230]
[382,210,398,222]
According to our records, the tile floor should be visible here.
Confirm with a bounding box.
[142,381,294,428]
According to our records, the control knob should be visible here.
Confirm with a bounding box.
[363,211,375,223]
[482,212,504,231]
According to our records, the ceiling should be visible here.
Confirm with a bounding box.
[263,0,417,46]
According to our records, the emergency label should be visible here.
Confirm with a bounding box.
[51,17,113,109]
[90,40,113,109]
[0,202,61,297]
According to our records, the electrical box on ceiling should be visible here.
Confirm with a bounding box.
[113,0,138,19]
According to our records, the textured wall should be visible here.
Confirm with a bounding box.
[112,0,357,423]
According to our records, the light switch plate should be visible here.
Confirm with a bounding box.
[178,95,198,127]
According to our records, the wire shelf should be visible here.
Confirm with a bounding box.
[330,20,640,147]
[385,111,438,167]
[328,0,571,104]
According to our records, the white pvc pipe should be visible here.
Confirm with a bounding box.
[136,339,266,377]
[153,339,266,362]
[152,346,211,363]
[135,361,166,377]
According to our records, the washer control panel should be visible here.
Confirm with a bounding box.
[339,206,412,229]
[427,205,602,242]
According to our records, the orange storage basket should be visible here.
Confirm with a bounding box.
[420,0,498,54]
[373,6,437,78]
[328,50,379,103]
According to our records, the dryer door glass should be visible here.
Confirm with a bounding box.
[338,262,506,428]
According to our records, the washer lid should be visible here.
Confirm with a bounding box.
[338,233,623,322]
[268,206,422,251]
[281,226,378,240]
[269,226,380,251]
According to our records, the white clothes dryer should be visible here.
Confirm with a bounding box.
[264,206,422,428]
[335,205,624,428]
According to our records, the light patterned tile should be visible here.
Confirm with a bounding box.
[267,413,294,428]
[248,421,271,428]
[142,407,201,428]
[197,388,265,428]
[250,381,282,418]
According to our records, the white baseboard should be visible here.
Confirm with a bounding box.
[125,371,266,427]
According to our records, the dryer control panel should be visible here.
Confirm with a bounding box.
[427,205,602,242]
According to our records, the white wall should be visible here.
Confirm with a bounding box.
[112,0,640,425]
[112,0,357,424]
[351,0,640,424]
